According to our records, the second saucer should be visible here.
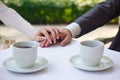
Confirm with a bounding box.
[69,55,113,71]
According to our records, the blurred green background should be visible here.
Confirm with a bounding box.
[1,0,118,24]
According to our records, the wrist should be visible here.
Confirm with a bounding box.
[62,28,72,37]
[65,23,81,37]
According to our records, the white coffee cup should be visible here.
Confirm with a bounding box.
[11,41,38,68]
[79,40,104,66]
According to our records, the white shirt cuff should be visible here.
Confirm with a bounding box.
[65,23,81,37]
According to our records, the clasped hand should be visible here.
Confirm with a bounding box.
[33,27,72,47]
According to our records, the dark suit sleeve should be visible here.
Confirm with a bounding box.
[74,0,120,37]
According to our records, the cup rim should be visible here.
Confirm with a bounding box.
[80,40,104,48]
[11,41,38,49]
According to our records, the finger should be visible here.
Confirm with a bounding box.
[45,40,51,47]
[36,36,46,42]
[45,27,59,43]
[41,28,52,44]
[54,27,60,39]
[60,36,72,46]
[49,28,57,43]
[40,39,47,48]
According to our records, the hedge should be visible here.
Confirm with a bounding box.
[0,0,118,24]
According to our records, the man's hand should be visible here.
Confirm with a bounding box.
[59,28,72,46]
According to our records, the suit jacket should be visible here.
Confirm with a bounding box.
[74,0,120,51]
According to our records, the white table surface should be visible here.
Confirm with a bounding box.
[0,40,120,80]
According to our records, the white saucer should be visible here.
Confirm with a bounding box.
[69,55,113,71]
[3,56,48,73]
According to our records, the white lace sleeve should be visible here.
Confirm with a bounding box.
[0,3,35,38]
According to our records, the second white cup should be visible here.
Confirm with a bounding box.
[79,40,104,66]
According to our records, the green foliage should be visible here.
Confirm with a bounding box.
[3,0,80,24]
[1,0,118,24]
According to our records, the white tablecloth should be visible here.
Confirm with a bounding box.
[0,40,120,80]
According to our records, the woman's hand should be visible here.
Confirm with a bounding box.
[33,27,61,47]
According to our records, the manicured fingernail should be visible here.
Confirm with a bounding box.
[54,40,56,43]
[49,40,52,44]
[57,36,59,39]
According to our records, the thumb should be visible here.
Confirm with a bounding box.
[60,36,71,46]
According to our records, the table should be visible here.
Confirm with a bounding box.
[0,40,120,80]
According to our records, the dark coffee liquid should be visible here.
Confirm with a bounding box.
[16,46,32,48]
